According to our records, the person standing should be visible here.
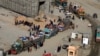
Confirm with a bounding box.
[57,45,61,53]
[50,20,53,25]
[43,50,47,56]
[35,25,38,31]
[33,43,37,50]
[69,2,73,12]
[72,15,75,20]
[93,13,98,18]
[59,6,62,13]
[29,31,32,36]
[68,37,71,42]
[37,25,40,31]
[34,24,36,30]
[27,46,32,52]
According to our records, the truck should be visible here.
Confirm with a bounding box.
[57,18,71,31]
[71,4,85,19]
[95,26,100,42]
[77,7,85,19]
[43,24,59,39]
[8,32,45,55]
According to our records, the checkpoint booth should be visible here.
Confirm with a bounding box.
[67,46,79,56]
[71,32,83,40]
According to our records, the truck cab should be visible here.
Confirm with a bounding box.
[95,26,100,42]
[55,0,68,7]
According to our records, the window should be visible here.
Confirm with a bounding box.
[45,32,50,34]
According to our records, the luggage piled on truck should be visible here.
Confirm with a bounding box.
[57,18,71,31]
[8,31,45,55]
[9,37,32,54]
[77,6,85,19]
[15,16,33,27]
[58,22,65,31]
[43,24,59,39]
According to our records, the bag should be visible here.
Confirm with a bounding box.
[62,44,69,49]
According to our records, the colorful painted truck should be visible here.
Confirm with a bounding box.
[69,3,85,19]
[8,32,45,55]
[43,24,59,39]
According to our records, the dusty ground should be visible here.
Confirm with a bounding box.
[0,5,92,56]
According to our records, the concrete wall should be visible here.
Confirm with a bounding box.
[0,0,54,17]
[0,0,39,17]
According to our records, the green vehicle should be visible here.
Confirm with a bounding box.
[95,26,100,42]
[9,33,45,54]
[55,0,68,7]
[43,24,59,39]
[43,28,59,39]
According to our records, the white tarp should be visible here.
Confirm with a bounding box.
[71,32,76,39]
[83,38,89,45]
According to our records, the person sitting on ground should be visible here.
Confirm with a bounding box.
[57,16,62,22]
[43,15,47,22]
[72,15,75,20]
[51,10,53,14]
